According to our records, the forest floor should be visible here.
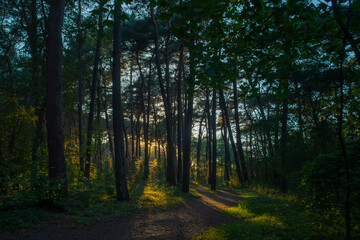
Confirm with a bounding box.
[0,184,241,240]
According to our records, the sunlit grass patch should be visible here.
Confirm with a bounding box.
[194,221,272,240]
[136,179,196,210]
[253,185,298,204]
[225,204,254,219]
[250,214,283,226]
[237,189,258,199]
[193,226,228,240]
[137,183,171,209]
[196,188,347,240]
[189,187,201,197]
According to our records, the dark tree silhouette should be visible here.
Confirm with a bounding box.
[45,0,68,197]
[112,1,129,201]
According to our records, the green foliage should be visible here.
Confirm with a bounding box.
[301,146,360,211]
[0,171,67,230]
[0,208,49,230]
[301,151,345,211]
[0,155,198,232]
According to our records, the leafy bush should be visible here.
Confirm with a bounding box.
[301,151,345,211]
[300,145,360,235]
[301,146,360,212]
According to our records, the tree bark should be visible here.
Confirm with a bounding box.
[279,79,288,193]
[104,105,114,164]
[145,59,152,177]
[221,114,230,184]
[182,40,194,193]
[28,0,43,182]
[112,2,129,201]
[211,89,217,191]
[136,51,148,178]
[77,0,84,174]
[177,45,183,184]
[45,0,68,197]
[205,88,212,184]
[196,112,205,180]
[129,57,135,160]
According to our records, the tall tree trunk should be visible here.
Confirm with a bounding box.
[136,51,148,178]
[256,95,275,156]
[31,105,44,182]
[129,57,135,160]
[221,115,230,185]
[85,3,104,178]
[274,103,280,151]
[182,38,194,193]
[94,66,102,170]
[206,88,212,184]
[211,89,217,191]
[219,89,244,185]
[28,0,43,181]
[145,59,152,177]
[279,80,288,193]
[104,105,114,163]
[177,45,183,184]
[153,103,159,159]
[249,127,254,183]
[150,6,176,185]
[135,113,141,157]
[123,119,128,161]
[256,95,277,183]
[233,80,249,184]
[77,0,84,174]
[45,0,67,197]
[243,98,255,183]
[112,1,129,201]
[196,112,205,180]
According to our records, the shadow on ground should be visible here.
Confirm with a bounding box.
[0,185,241,240]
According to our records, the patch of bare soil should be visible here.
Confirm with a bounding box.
[0,185,241,240]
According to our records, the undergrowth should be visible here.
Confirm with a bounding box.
[0,158,198,232]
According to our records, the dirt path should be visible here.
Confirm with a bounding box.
[0,185,241,240]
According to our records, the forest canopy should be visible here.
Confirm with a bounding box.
[0,0,359,239]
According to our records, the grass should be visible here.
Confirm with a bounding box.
[195,187,357,240]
